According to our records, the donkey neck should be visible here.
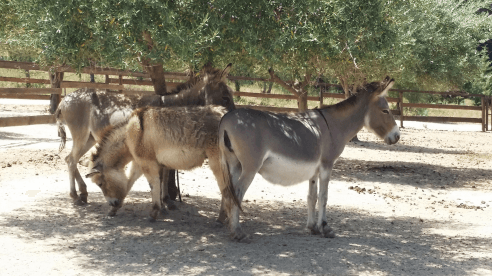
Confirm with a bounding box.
[322,93,371,144]
[95,124,133,170]
[160,90,204,106]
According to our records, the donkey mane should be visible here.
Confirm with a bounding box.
[91,120,129,162]
[323,81,383,112]
[168,66,223,95]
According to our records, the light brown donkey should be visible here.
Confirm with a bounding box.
[56,64,235,205]
[219,77,400,242]
[86,105,238,221]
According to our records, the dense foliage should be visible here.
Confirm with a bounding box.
[1,0,491,93]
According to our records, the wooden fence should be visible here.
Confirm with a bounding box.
[0,60,490,131]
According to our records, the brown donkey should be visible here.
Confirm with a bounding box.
[86,105,238,220]
[56,64,235,205]
[219,77,400,241]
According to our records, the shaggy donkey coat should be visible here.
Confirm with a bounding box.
[56,64,235,205]
[87,105,238,220]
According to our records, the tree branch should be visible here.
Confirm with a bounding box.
[268,68,300,97]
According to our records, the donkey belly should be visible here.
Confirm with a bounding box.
[156,147,206,170]
[258,153,319,186]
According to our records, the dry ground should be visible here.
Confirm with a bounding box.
[1,100,491,275]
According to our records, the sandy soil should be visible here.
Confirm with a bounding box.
[1,99,492,275]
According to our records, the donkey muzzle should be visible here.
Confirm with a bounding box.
[106,197,121,207]
[385,126,400,145]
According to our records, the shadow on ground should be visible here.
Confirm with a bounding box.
[347,140,469,155]
[334,157,492,190]
[1,191,490,275]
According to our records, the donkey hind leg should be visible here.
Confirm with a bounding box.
[205,151,230,225]
[228,164,258,242]
[159,168,176,211]
[306,175,319,234]
[140,162,163,222]
[316,166,336,238]
[66,132,96,205]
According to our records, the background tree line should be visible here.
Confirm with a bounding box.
[1,0,491,101]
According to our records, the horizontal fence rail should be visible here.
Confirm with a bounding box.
[0,115,56,127]
[0,60,490,131]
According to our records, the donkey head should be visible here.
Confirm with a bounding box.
[202,63,236,111]
[86,162,129,210]
[363,76,400,145]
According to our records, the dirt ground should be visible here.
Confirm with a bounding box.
[1,100,492,275]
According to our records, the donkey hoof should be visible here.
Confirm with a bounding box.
[73,198,85,206]
[80,194,88,203]
[149,217,157,223]
[167,201,177,211]
[237,235,252,243]
[108,210,117,217]
[309,226,321,235]
[323,227,336,238]
[232,231,250,243]
[214,220,225,228]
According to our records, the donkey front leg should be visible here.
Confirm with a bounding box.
[316,166,335,238]
[140,163,163,222]
[306,176,319,234]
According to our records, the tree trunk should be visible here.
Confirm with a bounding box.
[144,63,167,95]
[297,89,308,112]
[339,77,360,142]
[262,82,273,94]
[49,72,64,114]
[25,70,30,88]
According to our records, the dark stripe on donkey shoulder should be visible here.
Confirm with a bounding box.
[135,106,150,131]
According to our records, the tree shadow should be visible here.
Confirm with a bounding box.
[1,191,490,275]
[0,130,68,149]
[347,140,469,155]
[334,157,492,190]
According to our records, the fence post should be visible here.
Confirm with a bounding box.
[49,71,64,114]
[399,91,404,128]
[486,96,489,131]
[25,70,30,88]
[481,96,486,132]
[319,85,323,107]
[105,74,110,93]
[118,75,123,93]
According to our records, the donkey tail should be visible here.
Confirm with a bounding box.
[54,107,67,153]
[219,130,242,212]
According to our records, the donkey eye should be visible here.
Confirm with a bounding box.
[382,110,390,114]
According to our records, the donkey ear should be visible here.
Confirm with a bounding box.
[220,63,233,81]
[379,77,395,97]
[85,163,102,178]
